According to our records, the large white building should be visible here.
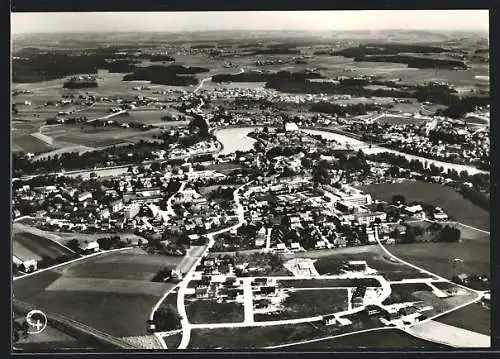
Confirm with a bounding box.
[284,122,299,132]
[327,185,372,206]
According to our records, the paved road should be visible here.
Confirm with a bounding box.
[176,182,251,349]
[242,278,254,324]
[193,68,244,93]
[374,230,487,346]
[190,315,324,330]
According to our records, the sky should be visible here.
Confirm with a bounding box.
[11,10,489,34]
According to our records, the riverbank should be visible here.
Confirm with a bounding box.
[214,126,487,175]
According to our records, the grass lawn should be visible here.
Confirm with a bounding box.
[277,278,380,288]
[13,270,62,300]
[289,328,449,349]
[383,283,477,318]
[12,231,76,261]
[362,181,490,231]
[312,245,429,280]
[255,289,348,322]
[188,322,324,349]
[435,302,490,336]
[13,248,180,337]
[374,115,428,126]
[185,299,244,324]
[383,283,434,305]
[431,281,461,291]
[12,133,54,153]
[204,162,242,175]
[22,290,162,337]
[387,240,490,281]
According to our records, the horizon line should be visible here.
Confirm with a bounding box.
[12,28,489,35]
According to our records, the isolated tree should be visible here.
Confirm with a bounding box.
[440,225,461,243]
[66,239,80,252]
[150,162,161,172]
[392,194,406,205]
[153,306,181,331]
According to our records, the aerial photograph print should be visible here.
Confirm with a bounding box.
[10,9,491,351]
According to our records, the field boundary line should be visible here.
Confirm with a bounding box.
[424,219,490,235]
[13,246,135,281]
[23,228,78,255]
[13,215,34,223]
[399,327,456,348]
[375,234,482,295]
[264,326,393,349]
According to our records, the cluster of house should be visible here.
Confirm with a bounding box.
[344,116,489,167]
[167,139,221,159]
[231,177,391,252]
[187,257,244,302]
[12,166,236,238]
[166,186,238,235]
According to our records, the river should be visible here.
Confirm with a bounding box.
[214,127,487,175]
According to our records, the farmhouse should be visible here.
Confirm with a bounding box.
[433,208,449,221]
[404,204,426,219]
[20,259,38,272]
[323,314,338,326]
[284,122,299,132]
[80,241,100,254]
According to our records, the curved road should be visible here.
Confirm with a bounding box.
[176,181,251,349]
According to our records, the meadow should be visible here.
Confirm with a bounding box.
[362,181,490,231]
[13,248,183,337]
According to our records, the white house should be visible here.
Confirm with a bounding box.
[284,122,299,132]
[21,259,38,272]
[80,241,100,254]
[404,204,426,219]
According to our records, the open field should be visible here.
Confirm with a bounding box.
[435,302,490,336]
[277,278,380,288]
[185,299,244,324]
[382,282,435,305]
[188,322,323,349]
[310,245,431,280]
[12,230,76,262]
[12,221,146,247]
[113,110,188,127]
[13,321,95,351]
[12,133,55,153]
[382,283,477,318]
[41,124,154,148]
[13,248,183,337]
[12,69,171,153]
[387,240,490,280]
[373,114,430,126]
[255,289,348,322]
[204,162,242,174]
[288,328,449,349]
[362,181,490,231]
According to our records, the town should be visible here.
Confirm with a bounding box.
[11,11,490,352]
